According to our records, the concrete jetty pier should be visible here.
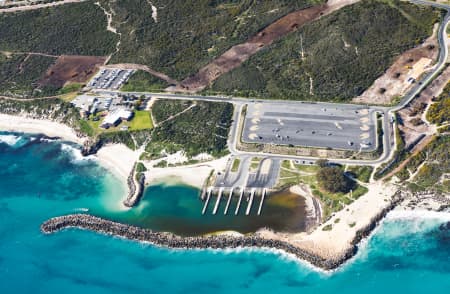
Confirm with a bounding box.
[246,188,256,215]
[213,187,224,215]
[202,187,212,215]
[235,188,244,215]
[257,188,267,216]
[224,188,234,215]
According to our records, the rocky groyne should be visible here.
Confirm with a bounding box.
[41,214,354,270]
[351,190,404,246]
[81,138,103,156]
[123,163,146,207]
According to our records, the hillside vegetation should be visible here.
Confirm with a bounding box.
[0,0,117,56]
[0,53,56,97]
[147,100,233,157]
[103,0,322,79]
[396,136,449,194]
[151,99,193,124]
[427,83,450,125]
[208,0,438,101]
[121,71,169,92]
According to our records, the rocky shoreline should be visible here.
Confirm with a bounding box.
[123,163,146,207]
[40,198,400,271]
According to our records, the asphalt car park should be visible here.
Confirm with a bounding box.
[87,68,134,90]
[242,102,377,151]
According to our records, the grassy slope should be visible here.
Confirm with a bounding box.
[0,0,117,56]
[208,0,438,101]
[105,0,322,79]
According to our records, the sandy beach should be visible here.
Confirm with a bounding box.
[0,114,85,144]
[0,113,137,180]
[96,144,140,179]
[144,156,229,188]
[258,181,398,261]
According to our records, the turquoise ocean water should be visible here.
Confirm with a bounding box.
[0,132,449,293]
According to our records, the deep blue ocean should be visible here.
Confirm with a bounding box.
[0,132,449,293]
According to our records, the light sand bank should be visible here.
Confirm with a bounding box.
[0,114,85,144]
[144,156,229,188]
[259,182,398,261]
[96,144,139,179]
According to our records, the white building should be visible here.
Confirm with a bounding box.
[101,109,133,128]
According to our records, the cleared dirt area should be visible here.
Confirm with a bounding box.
[39,55,106,88]
[396,65,450,149]
[353,25,439,105]
[172,0,360,93]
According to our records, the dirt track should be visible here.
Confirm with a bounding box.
[172,0,361,93]
[0,0,86,13]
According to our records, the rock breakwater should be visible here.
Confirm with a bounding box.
[41,214,351,270]
[123,163,146,207]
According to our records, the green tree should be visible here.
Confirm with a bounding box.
[317,166,354,193]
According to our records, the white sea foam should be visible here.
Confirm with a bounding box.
[386,210,450,222]
[0,134,21,146]
[160,245,330,274]
[60,143,94,163]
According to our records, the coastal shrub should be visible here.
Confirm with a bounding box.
[154,160,168,168]
[78,120,95,137]
[322,224,333,231]
[0,53,57,97]
[209,0,438,101]
[103,0,321,79]
[351,185,368,200]
[407,136,450,192]
[136,162,147,173]
[0,1,117,56]
[144,141,182,160]
[151,99,193,124]
[395,168,411,182]
[0,97,82,128]
[347,166,373,183]
[427,83,450,125]
[98,132,136,150]
[121,71,170,92]
[149,101,233,157]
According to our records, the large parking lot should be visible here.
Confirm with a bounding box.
[87,68,134,90]
[242,102,377,151]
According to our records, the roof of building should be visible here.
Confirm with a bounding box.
[102,109,133,126]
